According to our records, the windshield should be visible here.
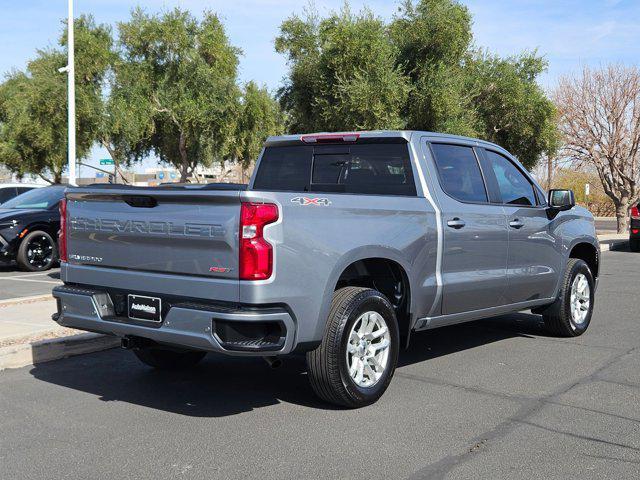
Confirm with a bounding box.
[1,187,64,210]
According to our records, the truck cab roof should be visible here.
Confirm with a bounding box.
[265,130,508,153]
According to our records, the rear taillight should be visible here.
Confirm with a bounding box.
[239,202,278,280]
[631,205,640,219]
[58,198,68,263]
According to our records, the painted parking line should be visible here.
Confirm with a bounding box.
[0,272,59,279]
[0,277,60,285]
[0,320,55,328]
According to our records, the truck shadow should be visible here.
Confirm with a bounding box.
[29,312,546,417]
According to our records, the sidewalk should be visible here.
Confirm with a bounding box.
[0,296,118,370]
[0,298,69,346]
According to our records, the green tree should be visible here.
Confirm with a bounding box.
[233,81,284,180]
[276,5,410,132]
[464,50,559,169]
[98,56,156,182]
[118,8,241,182]
[0,15,112,183]
[390,0,476,135]
[276,0,558,169]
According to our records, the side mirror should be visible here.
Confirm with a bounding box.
[548,189,575,211]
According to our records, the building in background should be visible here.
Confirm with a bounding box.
[55,161,250,187]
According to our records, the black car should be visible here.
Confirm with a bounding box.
[0,184,42,205]
[0,185,65,271]
[631,204,640,252]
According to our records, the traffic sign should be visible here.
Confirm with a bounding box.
[100,159,115,165]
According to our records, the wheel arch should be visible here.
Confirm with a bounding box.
[20,222,59,241]
[569,241,599,278]
[316,247,414,347]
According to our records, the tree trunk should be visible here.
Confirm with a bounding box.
[179,164,189,183]
[178,131,189,183]
[615,203,629,233]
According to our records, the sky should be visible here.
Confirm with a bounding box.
[1,0,639,174]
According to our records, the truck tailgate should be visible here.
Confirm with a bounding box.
[65,187,240,280]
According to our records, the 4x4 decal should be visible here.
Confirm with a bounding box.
[291,197,332,206]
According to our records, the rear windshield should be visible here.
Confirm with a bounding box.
[253,143,416,196]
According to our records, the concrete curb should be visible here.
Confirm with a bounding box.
[597,233,628,252]
[0,294,53,308]
[600,240,628,252]
[0,333,120,370]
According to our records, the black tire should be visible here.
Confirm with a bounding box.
[16,230,57,272]
[306,287,399,408]
[133,347,207,370]
[630,238,640,252]
[542,258,594,337]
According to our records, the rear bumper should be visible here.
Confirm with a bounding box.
[52,285,297,356]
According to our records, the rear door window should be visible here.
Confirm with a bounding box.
[484,150,537,206]
[252,146,312,192]
[430,144,488,203]
[253,143,416,196]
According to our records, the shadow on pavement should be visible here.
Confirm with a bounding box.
[46,270,60,280]
[602,243,631,253]
[29,312,545,417]
[0,263,16,272]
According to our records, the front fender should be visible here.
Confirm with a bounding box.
[550,207,599,297]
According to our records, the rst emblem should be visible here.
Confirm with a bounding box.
[291,196,331,206]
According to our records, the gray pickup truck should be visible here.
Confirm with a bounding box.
[53,131,599,407]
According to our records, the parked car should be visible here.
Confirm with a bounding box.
[0,185,66,271]
[52,131,599,407]
[0,183,43,206]
[630,204,640,252]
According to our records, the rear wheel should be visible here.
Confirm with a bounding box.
[306,287,399,408]
[542,258,594,337]
[630,238,640,252]
[17,230,57,272]
[133,347,207,370]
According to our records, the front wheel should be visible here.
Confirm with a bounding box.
[306,287,399,408]
[543,258,595,337]
[133,347,207,370]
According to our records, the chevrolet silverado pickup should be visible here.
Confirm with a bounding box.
[53,131,600,407]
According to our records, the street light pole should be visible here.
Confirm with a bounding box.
[67,0,76,186]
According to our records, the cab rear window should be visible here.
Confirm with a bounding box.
[253,143,416,196]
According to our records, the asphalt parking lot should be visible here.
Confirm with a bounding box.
[0,249,638,479]
[0,266,62,301]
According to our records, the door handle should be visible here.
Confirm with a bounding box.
[447,218,466,229]
[509,219,524,229]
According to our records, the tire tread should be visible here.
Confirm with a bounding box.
[307,286,399,408]
[543,258,592,337]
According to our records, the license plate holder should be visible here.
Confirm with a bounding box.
[127,294,162,322]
